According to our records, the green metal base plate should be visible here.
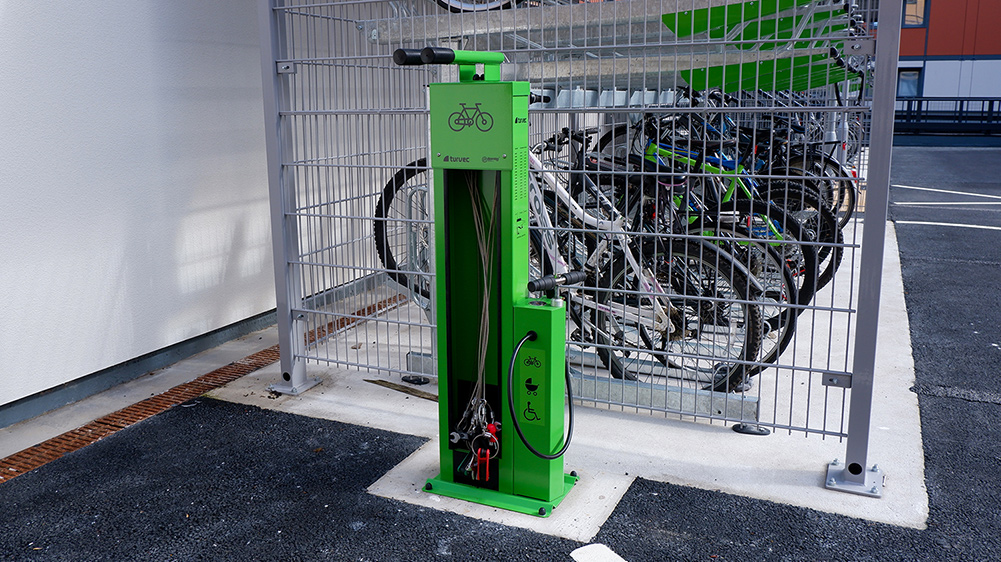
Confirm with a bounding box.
[423,473,578,517]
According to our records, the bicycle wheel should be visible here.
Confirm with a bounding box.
[845,117,863,163]
[699,224,798,375]
[699,197,820,310]
[760,181,843,293]
[785,154,857,229]
[475,112,494,132]
[434,0,517,12]
[597,123,636,162]
[597,118,702,164]
[594,239,762,392]
[373,158,434,300]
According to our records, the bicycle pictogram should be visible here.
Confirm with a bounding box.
[523,356,541,368]
[448,103,494,132]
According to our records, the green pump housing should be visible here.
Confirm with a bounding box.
[394,47,576,517]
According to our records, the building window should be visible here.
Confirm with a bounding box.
[897,69,921,97]
[904,0,927,27]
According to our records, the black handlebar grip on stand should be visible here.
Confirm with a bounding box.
[420,47,456,64]
[393,49,425,66]
[527,271,586,293]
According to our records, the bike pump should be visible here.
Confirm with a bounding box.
[393,47,577,517]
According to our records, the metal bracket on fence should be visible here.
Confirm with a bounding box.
[822,372,852,389]
[842,39,875,57]
[277,62,296,74]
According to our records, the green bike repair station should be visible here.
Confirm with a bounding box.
[393,47,577,517]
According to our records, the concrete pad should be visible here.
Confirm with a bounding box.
[207,359,440,440]
[366,441,634,542]
[210,220,927,534]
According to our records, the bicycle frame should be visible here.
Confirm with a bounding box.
[374,129,766,385]
[527,149,678,337]
[641,139,789,243]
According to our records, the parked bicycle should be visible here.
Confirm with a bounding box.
[373,125,822,391]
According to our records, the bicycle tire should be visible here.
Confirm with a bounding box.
[845,118,863,163]
[597,123,637,163]
[433,0,517,12]
[696,223,797,375]
[374,158,433,300]
[699,197,820,309]
[760,181,843,293]
[785,154,857,229]
[594,239,763,392]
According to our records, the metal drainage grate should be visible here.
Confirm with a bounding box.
[0,345,281,484]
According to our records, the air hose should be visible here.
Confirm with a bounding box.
[506,331,574,460]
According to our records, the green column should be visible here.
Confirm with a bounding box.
[423,62,575,517]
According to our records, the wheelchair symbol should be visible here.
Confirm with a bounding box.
[523,402,541,422]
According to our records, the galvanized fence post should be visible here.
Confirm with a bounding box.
[258,0,318,396]
[826,0,903,497]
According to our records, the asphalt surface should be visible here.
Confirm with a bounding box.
[1,141,999,561]
[0,399,578,561]
[886,144,1001,558]
[0,397,939,561]
[890,134,1001,148]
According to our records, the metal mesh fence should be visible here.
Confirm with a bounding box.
[263,0,882,438]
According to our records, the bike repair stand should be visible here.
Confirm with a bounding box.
[393,47,577,517]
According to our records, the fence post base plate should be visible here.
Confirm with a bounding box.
[825,460,884,498]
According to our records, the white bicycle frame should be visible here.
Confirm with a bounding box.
[526,148,676,336]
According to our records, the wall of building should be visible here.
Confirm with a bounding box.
[0,2,275,407]
[917,60,1001,97]
[899,0,1001,96]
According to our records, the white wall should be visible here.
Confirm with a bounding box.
[0,2,275,406]
[967,60,1001,97]
[923,59,1001,96]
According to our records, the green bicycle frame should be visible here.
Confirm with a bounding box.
[642,140,786,242]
